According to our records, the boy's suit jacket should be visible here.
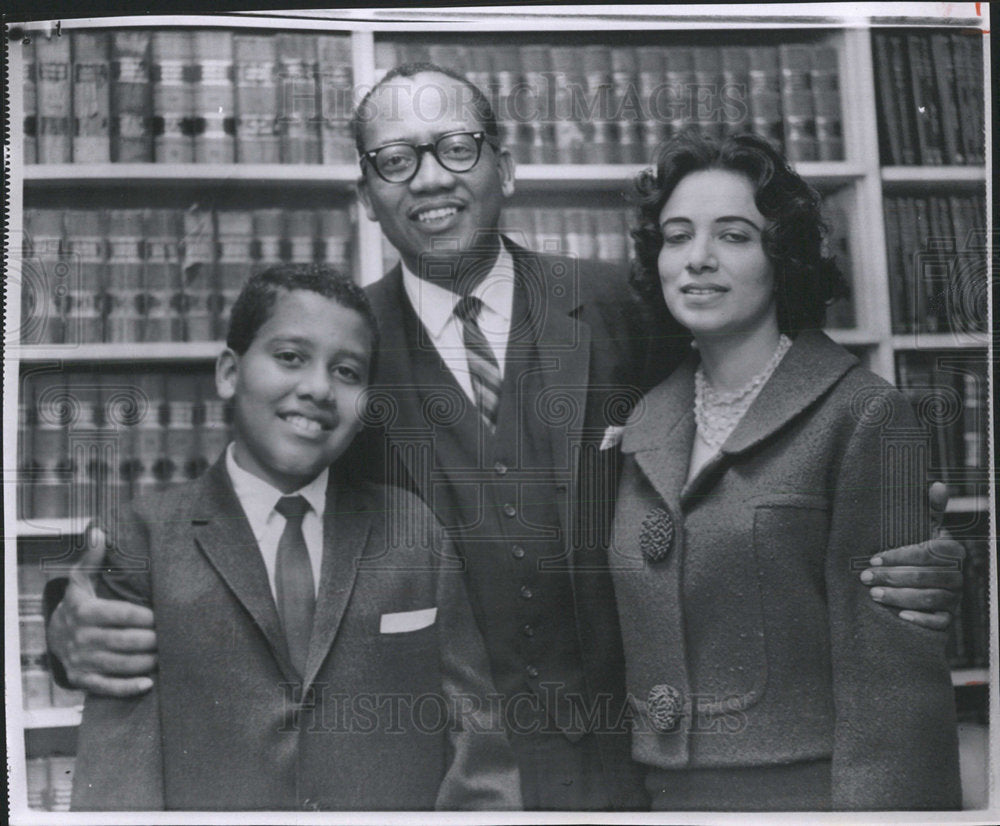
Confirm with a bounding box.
[72,458,522,811]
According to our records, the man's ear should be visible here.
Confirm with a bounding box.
[356,176,379,222]
[216,348,240,401]
[496,148,516,198]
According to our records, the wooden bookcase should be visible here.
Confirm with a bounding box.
[5,7,992,814]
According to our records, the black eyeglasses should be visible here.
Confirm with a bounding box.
[360,131,498,183]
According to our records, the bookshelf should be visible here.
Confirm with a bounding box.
[8,8,991,813]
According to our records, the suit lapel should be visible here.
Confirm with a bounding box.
[622,356,698,513]
[509,243,591,528]
[303,479,373,688]
[190,459,299,683]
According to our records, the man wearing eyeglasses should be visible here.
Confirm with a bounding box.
[47,62,966,811]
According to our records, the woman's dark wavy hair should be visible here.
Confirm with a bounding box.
[630,130,848,336]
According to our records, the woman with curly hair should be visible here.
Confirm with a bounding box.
[610,131,960,811]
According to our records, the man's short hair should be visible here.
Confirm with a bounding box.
[350,61,500,157]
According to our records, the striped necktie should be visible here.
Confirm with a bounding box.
[454,295,502,432]
[274,494,314,677]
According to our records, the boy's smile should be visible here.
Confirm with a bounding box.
[216,289,372,493]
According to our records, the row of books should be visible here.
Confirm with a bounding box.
[872,31,985,166]
[378,38,845,164]
[26,756,75,812]
[18,368,225,522]
[895,351,989,500]
[23,29,354,165]
[20,207,353,345]
[21,27,848,167]
[883,193,987,334]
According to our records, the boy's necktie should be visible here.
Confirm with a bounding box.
[454,295,502,432]
[274,495,314,677]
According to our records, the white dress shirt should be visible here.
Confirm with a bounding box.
[224,443,327,599]
[401,242,515,403]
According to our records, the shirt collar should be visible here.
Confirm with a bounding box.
[225,443,328,540]
[401,241,515,340]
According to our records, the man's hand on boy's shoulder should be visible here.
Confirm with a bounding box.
[47,526,159,697]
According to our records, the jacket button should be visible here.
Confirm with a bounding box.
[640,506,675,563]
[503,503,517,518]
[494,461,508,476]
[522,624,534,637]
[526,665,539,678]
[520,585,533,599]
[511,544,525,559]
[647,684,683,733]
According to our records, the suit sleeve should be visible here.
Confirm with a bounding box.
[71,503,165,810]
[824,384,961,810]
[429,514,523,810]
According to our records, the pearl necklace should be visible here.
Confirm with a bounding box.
[694,334,793,452]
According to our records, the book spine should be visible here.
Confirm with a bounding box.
[253,209,285,271]
[47,755,75,812]
[550,47,587,164]
[563,208,596,261]
[215,210,255,336]
[664,47,696,139]
[181,208,216,341]
[810,45,844,161]
[192,30,235,164]
[610,46,642,163]
[952,34,985,164]
[71,30,111,163]
[276,33,321,164]
[499,206,535,252]
[520,45,556,164]
[165,374,200,485]
[318,35,355,165]
[142,209,183,342]
[233,33,279,164]
[888,35,918,165]
[151,30,194,163]
[747,46,783,151]
[906,34,944,165]
[911,196,936,332]
[287,209,317,265]
[318,208,352,273]
[883,197,909,333]
[636,47,666,159]
[583,46,614,163]
[110,30,153,162]
[18,396,34,519]
[929,34,964,164]
[492,46,523,161]
[62,209,107,344]
[898,197,923,333]
[35,32,73,163]
[200,393,232,471]
[105,210,145,343]
[871,33,902,165]
[30,370,72,518]
[777,43,817,162]
[595,208,627,264]
[26,757,49,810]
[692,47,724,140]
[133,373,167,499]
[24,37,38,163]
[23,209,66,344]
[720,47,751,137]
[534,211,563,255]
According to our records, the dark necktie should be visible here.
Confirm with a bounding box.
[454,295,502,432]
[274,495,314,677]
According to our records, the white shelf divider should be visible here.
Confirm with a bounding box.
[23,706,83,730]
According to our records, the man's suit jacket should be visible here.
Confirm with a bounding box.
[71,458,522,811]
[611,331,961,810]
[345,237,686,808]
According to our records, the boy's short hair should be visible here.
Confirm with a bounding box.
[226,264,379,369]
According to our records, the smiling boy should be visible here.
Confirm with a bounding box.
[71,264,521,811]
